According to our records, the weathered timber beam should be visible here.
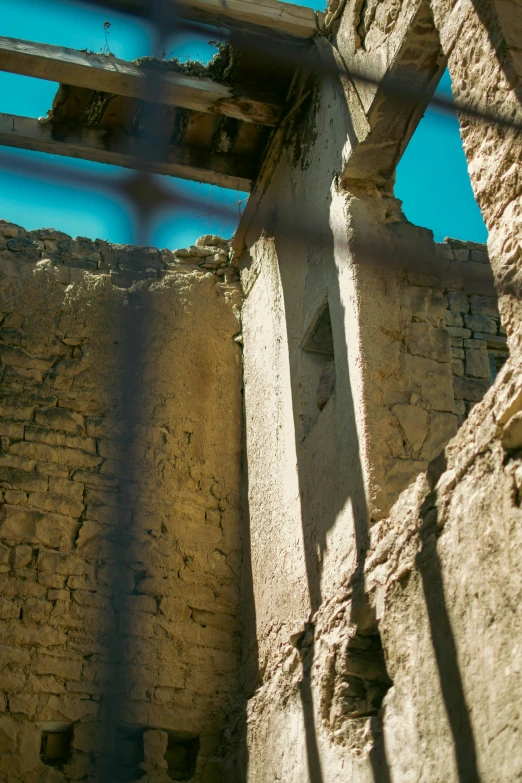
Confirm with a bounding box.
[171,0,322,39]
[75,0,322,39]
[0,113,254,191]
[0,36,283,126]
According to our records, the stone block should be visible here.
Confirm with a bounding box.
[0,453,36,471]
[38,572,67,589]
[72,470,117,489]
[13,545,32,568]
[10,441,101,470]
[25,426,67,447]
[469,295,499,316]
[444,310,463,327]
[470,249,489,264]
[27,492,84,518]
[0,598,20,619]
[464,314,497,334]
[38,550,92,577]
[23,597,53,623]
[31,674,65,694]
[47,589,69,601]
[0,505,78,549]
[452,359,464,376]
[8,693,38,716]
[465,349,490,379]
[0,620,67,647]
[0,422,24,439]
[391,403,428,452]
[0,345,53,371]
[398,354,454,412]
[34,407,84,434]
[143,729,169,769]
[451,347,464,359]
[0,643,30,668]
[49,477,84,499]
[450,337,463,347]
[1,669,27,693]
[0,400,35,420]
[119,595,158,615]
[475,333,508,349]
[453,376,490,402]
[0,544,10,565]
[453,399,466,415]
[464,338,488,349]
[447,290,469,313]
[446,326,472,338]
[36,462,69,478]
[409,323,451,362]
[400,286,446,324]
[32,654,82,681]
[4,490,27,505]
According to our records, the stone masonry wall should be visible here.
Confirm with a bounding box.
[0,221,243,783]
[376,233,508,514]
[438,238,509,422]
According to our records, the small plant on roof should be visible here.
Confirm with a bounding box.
[102,21,112,56]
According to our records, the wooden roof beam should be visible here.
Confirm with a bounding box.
[0,113,254,191]
[171,0,323,39]
[0,36,283,127]
[82,0,323,40]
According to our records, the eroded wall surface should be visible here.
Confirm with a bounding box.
[0,222,243,782]
[234,2,521,778]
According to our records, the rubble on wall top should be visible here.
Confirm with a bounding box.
[0,219,239,288]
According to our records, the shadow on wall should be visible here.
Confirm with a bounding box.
[266,42,390,783]
[239,37,483,782]
[416,455,480,782]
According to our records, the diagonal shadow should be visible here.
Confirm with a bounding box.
[416,459,481,782]
[264,42,385,783]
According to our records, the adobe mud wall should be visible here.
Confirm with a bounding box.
[0,222,243,783]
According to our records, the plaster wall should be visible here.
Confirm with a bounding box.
[236,11,518,780]
[0,223,243,783]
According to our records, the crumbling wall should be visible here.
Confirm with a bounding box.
[233,1,519,777]
[430,0,522,354]
[0,221,243,782]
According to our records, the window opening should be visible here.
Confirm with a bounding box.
[395,69,487,244]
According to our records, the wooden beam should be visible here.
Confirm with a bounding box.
[0,36,283,126]
[0,113,254,192]
[174,0,323,39]
[80,0,322,40]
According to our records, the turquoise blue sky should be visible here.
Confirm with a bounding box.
[0,0,487,247]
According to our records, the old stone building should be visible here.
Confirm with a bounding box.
[0,0,521,780]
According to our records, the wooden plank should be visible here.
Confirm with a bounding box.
[0,36,283,126]
[0,113,254,192]
[175,0,323,39]
[82,0,322,39]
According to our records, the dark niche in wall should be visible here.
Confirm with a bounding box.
[165,735,200,780]
[300,298,336,437]
[40,723,73,770]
